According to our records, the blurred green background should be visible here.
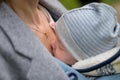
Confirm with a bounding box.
[59,0,120,9]
[59,0,120,22]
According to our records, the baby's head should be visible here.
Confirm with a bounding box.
[55,3,120,61]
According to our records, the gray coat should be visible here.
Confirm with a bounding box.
[0,1,69,80]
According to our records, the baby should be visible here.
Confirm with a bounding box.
[52,3,120,76]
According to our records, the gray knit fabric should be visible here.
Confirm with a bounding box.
[55,3,120,60]
[0,2,69,80]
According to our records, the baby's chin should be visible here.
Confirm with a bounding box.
[54,52,77,65]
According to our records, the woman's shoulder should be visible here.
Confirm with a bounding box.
[39,0,68,21]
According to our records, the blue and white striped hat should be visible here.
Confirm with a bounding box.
[55,3,120,61]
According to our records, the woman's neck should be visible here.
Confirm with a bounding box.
[5,0,40,24]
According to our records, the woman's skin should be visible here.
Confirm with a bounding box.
[5,0,77,65]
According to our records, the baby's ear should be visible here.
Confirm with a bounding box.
[49,21,56,29]
[49,21,56,34]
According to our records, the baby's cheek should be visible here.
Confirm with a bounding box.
[53,47,77,65]
[51,42,66,60]
[51,40,77,65]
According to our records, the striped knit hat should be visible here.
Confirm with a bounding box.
[55,3,120,60]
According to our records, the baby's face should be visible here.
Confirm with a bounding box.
[50,22,77,65]
[51,37,77,65]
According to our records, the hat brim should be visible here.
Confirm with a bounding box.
[72,47,120,73]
